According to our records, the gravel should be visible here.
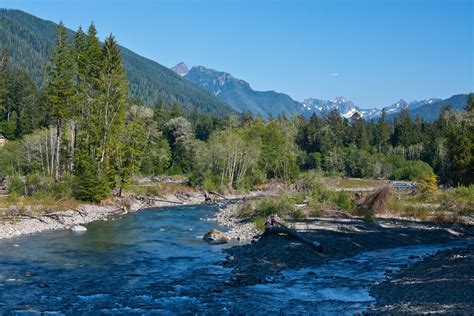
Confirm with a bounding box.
[368,245,474,314]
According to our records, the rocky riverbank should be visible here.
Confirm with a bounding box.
[0,191,212,240]
[368,244,474,314]
[0,188,279,240]
[213,202,260,241]
[222,217,474,287]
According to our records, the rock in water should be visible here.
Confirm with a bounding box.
[203,229,229,244]
[71,225,87,232]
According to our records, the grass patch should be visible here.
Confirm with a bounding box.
[254,216,267,231]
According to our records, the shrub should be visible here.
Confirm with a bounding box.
[254,216,267,231]
[291,208,306,220]
[389,158,434,181]
[455,185,474,200]
[294,171,322,191]
[74,166,110,203]
[309,182,332,203]
[202,175,219,192]
[417,172,438,195]
[255,196,296,218]
[7,176,24,196]
[332,191,355,211]
[363,209,376,222]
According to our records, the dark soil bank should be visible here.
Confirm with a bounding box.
[223,218,474,288]
[368,245,474,314]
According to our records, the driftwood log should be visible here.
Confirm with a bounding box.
[19,213,48,224]
[208,190,228,200]
[264,214,322,252]
[137,196,183,205]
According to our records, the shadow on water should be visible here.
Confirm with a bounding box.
[0,204,471,315]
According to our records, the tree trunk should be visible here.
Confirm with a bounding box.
[54,119,62,182]
[264,214,322,252]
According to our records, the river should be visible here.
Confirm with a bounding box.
[0,204,470,315]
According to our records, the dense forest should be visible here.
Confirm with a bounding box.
[0,23,473,203]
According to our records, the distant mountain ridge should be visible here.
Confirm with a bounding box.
[173,62,468,121]
[0,9,234,115]
[183,65,301,117]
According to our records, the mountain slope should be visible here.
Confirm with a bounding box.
[0,9,233,115]
[181,65,301,118]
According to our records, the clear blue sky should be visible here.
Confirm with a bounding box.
[2,0,473,108]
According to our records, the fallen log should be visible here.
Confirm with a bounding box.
[71,208,87,217]
[264,214,322,252]
[138,196,183,205]
[19,213,48,224]
[208,190,228,200]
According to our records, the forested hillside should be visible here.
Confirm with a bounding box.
[184,65,302,118]
[0,9,233,114]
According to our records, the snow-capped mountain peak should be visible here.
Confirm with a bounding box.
[300,96,443,120]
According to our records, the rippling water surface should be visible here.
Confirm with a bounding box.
[0,204,470,315]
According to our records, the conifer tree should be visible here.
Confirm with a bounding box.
[96,34,129,185]
[45,22,75,181]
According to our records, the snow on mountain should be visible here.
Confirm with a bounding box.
[301,97,444,120]
[301,97,372,119]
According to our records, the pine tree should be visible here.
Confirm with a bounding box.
[375,109,390,153]
[45,22,76,181]
[96,34,129,187]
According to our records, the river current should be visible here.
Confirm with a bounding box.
[0,204,470,315]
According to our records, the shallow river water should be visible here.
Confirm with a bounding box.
[0,204,471,315]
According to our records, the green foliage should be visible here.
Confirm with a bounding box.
[363,209,376,222]
[455,185,474,200]
[388,157,434,181]
[7,175,24,196]
[254,216,267,231]
[74,160,110,202]
[417,172,438,195]
[332,191,355,211]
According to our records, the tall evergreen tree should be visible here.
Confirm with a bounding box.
[45,22,76,181]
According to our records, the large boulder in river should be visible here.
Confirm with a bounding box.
[71,225,87,232]
[203,229,229,244]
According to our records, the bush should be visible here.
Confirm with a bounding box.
[74,164,110,202]
[363,209,376,222]
[417,172,438,195]
[255,196,296,218]
[332,191,355,211]
[309,182,333,203]
[389,157,434,181]
[294,171,322,191]
[455,185,474,200]
[291,208,306,220]
[254,216,267,231]
[7,175,24,196]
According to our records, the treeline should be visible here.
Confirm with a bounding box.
[0,23,473,203]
